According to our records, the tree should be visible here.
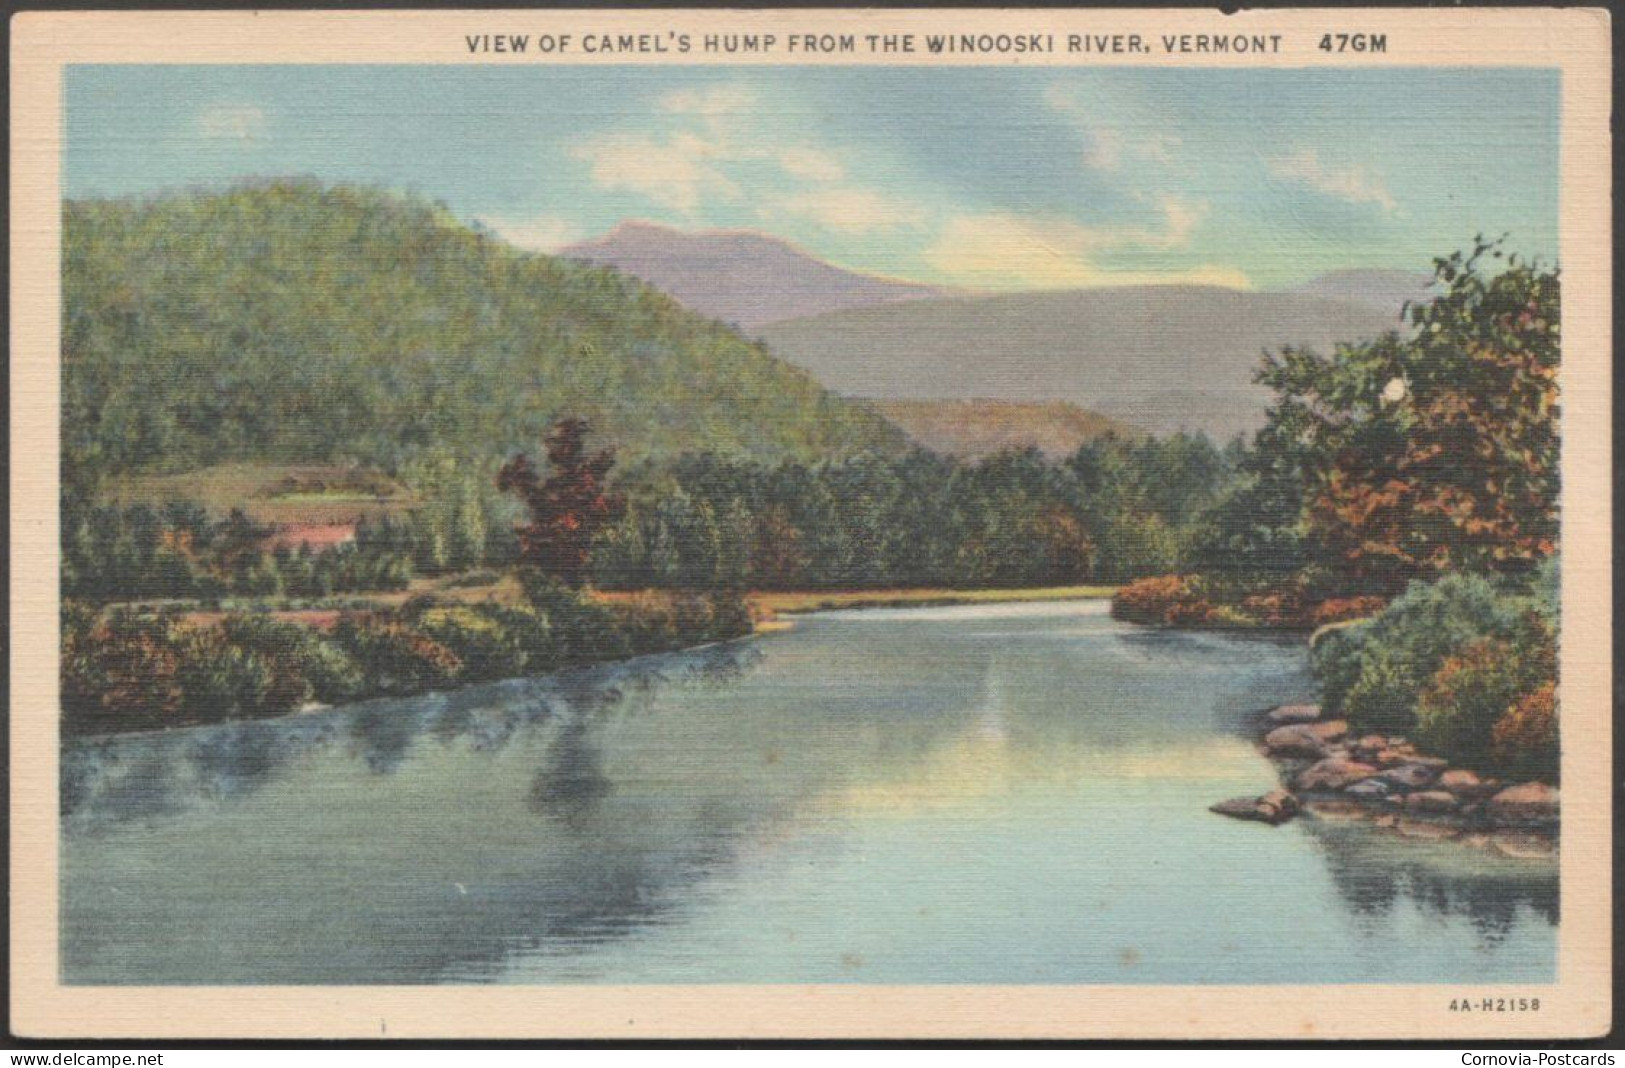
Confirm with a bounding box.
[497,418,625,588]
[1255,239,1559,594]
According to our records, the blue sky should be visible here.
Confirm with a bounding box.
[65,65,1559,289]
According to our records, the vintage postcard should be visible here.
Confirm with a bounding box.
[8,7,1613,1041]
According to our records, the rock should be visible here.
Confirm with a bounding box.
[1438,769,1500,801]
[1304,799,1367,820]
[1344,778,1393,800]
[1487,782,1560,827]
[1306,719,1349,743]
[1294,757,1380,792]
[1379,763,1440,791]
[1211,797,1267,821]
[1397,818,1461,841]
[1374,813,1399,829]
[1257,789,1299,824]
[1211,790,1299,825]
[1389,736,1408,746]
[1267,703,1322,724]
[1405,790,1459,814]
[1263,724,1329,758]
[1375,748,1413,767]
[1355,734,1387,750]
[1491,831,1558,860]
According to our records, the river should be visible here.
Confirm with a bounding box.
[61,599,1557,985]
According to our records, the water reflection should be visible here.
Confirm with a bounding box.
[62,641,764,835]
[60,605,1554,985]
[1303,819,1559,938]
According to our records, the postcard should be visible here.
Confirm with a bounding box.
[8,7,1612,1041]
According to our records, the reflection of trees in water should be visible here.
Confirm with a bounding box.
[61,640,764,833]
[1302,821,1559,940]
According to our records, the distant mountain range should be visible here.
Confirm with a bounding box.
[564,221,1427,440]
[866,400,1139,459]
[560,221,955,330]
[759,287,1407,441]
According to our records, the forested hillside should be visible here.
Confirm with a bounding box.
[62,181,903,490]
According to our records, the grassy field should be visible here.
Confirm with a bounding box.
[107,463,414,524]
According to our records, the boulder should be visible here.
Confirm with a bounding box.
[1303,799,1367,820]
[1438,769,1500,801]
[1263,724,1329,758]
[1267,703,1322,725]
[1257,789,1299,824]
[1211,790,1299,825]
[1397,818,1461,841]
[1487,782,1560,827]
[1491,831,1558,860]
[1294,757,1379,792]
[1306,719,1349,743]
[1404,790,1459,814]
[1344,778,1393,801]
[1379,763,1440,790]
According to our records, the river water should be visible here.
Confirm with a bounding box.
[61,600,1556,985]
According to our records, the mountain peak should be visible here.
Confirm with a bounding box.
[561,222,954,330]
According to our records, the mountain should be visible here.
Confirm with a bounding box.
[1295,268,1436,318]
[865,400,1140,458]
[758,287,1408,441]
[62,182,904,484]
[560,221,954,330]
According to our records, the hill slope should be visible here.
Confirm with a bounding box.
[63,183,904,485]
[866,400,1140,458]
[560,221,953,330]
[758,287,1406,440]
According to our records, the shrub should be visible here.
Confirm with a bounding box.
[519,571,630,664]
[219,613,362,705]
[1493,681,1559,783]
[1311,572,1535,733]
[1415,638,1527,768]
[1309,596,1387,628]
[415,605,528,682]
[1110,575,1195,625]
[331,614,463,695]
[61,610,185,726]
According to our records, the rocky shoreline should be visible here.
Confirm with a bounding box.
[1211,703,1559,860]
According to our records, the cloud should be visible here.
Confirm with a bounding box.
[922,199,1243,290]
[1046,83,1181,173]
[197,105,266,143]
[1268,149,1397,213]
[571,132,740,216]
[477,212,582,253]
[779,188,926,234]
[778,146,845,182]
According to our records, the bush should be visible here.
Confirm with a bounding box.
[518,571,630,664]
[219,613,362,705]
[331,614,463,695]
[1311,572,1535,733]
[1493,681,1559,783]
[1415,638,1528,768]
[415,604,528,682]
[1110,575,1195,625]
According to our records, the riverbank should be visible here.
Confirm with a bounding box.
[747,585,1116,621]
[64,584,1119,736]
[1211,701,1558,860]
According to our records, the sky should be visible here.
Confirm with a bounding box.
[64,65,1559,290]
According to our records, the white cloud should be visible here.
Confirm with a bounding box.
[922,199,1243,290]
[571,132,740,216]
[779,146,845,182]
[477,213,582,253]
[1268,149,1397,213]
[198,105,266,143]
[779,188,925,234]
[1046,83,1181,173]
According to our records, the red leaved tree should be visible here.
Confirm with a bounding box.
[497,418,625,588]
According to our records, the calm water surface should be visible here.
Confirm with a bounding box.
[62,600,1556,984]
